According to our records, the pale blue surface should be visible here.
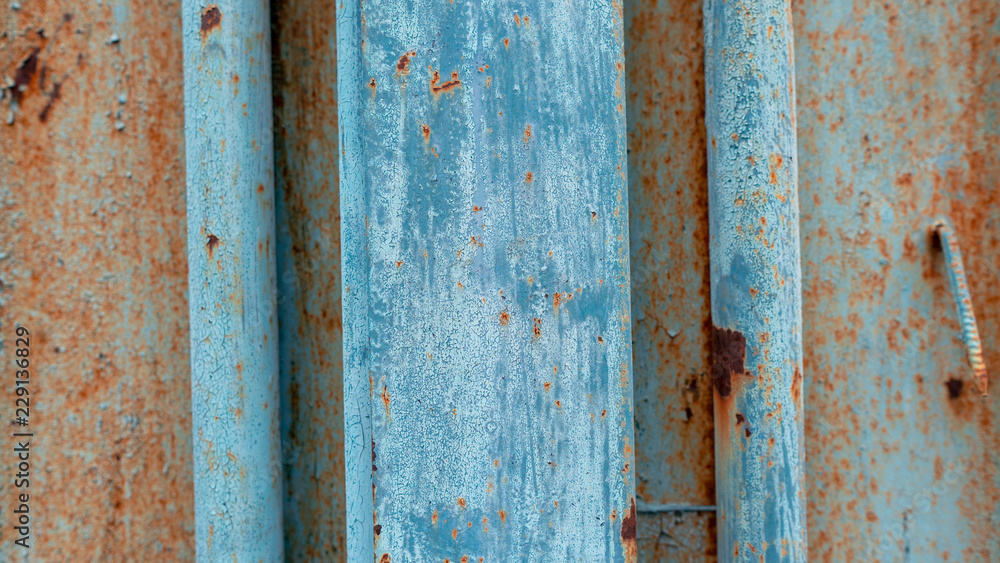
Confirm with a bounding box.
[182,0,284,559]
[704,0,807,558]
[338,0,637,560]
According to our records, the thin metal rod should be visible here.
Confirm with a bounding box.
[182,0,283,559]
[934,218,989,396]
[636,500,717,513]
[335,0,374,559]
[703,0,807,557]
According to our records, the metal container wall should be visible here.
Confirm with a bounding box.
[625,0,718,560]
[0,0,194,559]
[337,0,637,560]
[794,0,1000,559]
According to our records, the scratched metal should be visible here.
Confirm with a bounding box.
[704,0,806,558]
[0,0,194,560]
[182,0,283,559]
[271,0,346,558]
[624,0,717,559]
[794,0,1000,559]
[338,0,636,560]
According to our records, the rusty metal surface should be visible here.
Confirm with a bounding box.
[338,0,637,560]
[271,0,346,559]
[0,0,194,559]
[704,0,807,558]
[182,0,283,559]
[624,0,717,559]
[794,0,1000,558]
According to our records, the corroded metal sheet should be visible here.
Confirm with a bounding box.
[271,0,346,558]
[182,0,283,559]
[704,0,807,558]
[0,0,194,559]
[794,0,1000,559]
[338,0,637,560]
[624,0,717,559]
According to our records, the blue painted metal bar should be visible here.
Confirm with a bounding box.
[182,1,284,559]
[703,0,806,558]
[335,0,375,559]
[338,0,636,560]
[934,218,988,396]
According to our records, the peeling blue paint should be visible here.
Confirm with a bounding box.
[338,0,636,560]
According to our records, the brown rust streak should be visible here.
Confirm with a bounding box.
[620,498,638,561]
[429,68,462,95]
[200,5,222,37]
[396,51,416,75]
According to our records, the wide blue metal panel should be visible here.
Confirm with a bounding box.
[182,0,284,559]
[704,0,807,558]
[794,0,1000,559]
[338,0,637,560]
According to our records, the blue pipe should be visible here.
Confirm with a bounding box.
[336,0,375,559]
[182,1,283,559]
[703,0,807,558]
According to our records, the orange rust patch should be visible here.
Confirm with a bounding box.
[200,5,222,37]
[421,123,430,143]
[503,38,510,48]
[525,172,533,183]
[532,318,542,337]
[543,381,551,391]
[768,153,784,185]
[379,555,391,563]
[499,310,510,325]
[432,510,438,524]
[430,69,462,94]
[451,528,458,540]
[457,497,466,508]
[381,386,391,417]
[396,51,416,75]
[524,124,532,142]
[498,510,506,523]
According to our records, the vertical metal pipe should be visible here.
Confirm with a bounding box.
[182,0,283,559]
[336,0,375,560]
[703,0,806,559]
[338,0,636,560]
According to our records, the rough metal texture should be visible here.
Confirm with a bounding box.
[934,218,988,395]
[704,0,806,558]
[338,0,636,560]
[182,0,283,559]
[271,0,346,558]
[794,0,1000,559]
[624,0,717,560]
[335,0,373,558]
[0,0,194,560]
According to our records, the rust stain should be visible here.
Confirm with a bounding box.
[430,68,462,95]
[946,378,963,399]
[498,510,506,524]
[381,386,391,417]
[524,124,532,142]
[532,317,542,337]
[457,497,466,508]
[421,123,430,143]
[620,498,638,561]
[396,51,416,75]
[712,326,747,397]
[379,554,391,563]
[525,171,533,183]
[200,5,222,38]
[499,310,510,325]
[206,234,220,258]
